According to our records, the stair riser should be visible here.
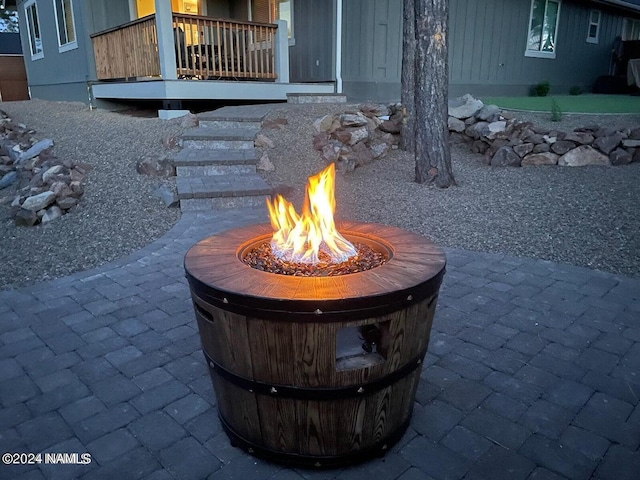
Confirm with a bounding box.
[199,120,262,130]
[180,195,269,211]
[176,165,256,176]
[181,139,254,150]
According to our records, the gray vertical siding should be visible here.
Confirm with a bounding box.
[342,0,640,101]
[289,0,334,82]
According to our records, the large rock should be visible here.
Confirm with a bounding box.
[378,120,401,134]
[629,127,640,140]
[622,139,640,148]
[340,113,368,127]
[180,113,199,128]
[521,152,559,166]
[21,191,56,211]
[609,148,633,165]
[513,143,534,158]
[136,156,175,177]
[257,152,275,172]
[42,205,63,224]
[360,103,390,117]
[153,184,179,208]
[448,116,466,133]
[344,126,369,145]
[550,140,576,155]
[371,143,389,159]
[491,146,521,167]
[14,208,38,226]
[448,94,484,119]
[564,132,594,145]
[56,196,78,210]
[481,121,507,139]
[465,121,490,140]
[42,165,64,183]
[475,104,501,121]
[558,146,610,166]
[593,133,622,154]
[255,134,275,148]
[0,171,17,189]
[532,143,550,153]
[17,138,54,164]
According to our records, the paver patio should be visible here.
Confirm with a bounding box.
[1,206,639,480]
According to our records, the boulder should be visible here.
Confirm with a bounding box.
[312,133,329,151]
[56,196,78,210]
[371,143,389,159]
[558,146,610,166]
[0,171,17,189]
[257,152,276,172]
[49,181,73,199]
[521,152,559,166]
[180,113,199,128]
[448,116,466,133]
[550,140,576,155]
[153,184,179,208]
[321,144,340,163]
[345,126,370,145]
[622,139,640,148]
[532,143,550,153]
[17,138,54,164]
[471,140,490,154]
[42,205,63,224]
[352,142,374,167]
[513,143,534,158]
[465,121,490,140]
[609,148,633,165]
[629,127,640,140]
[255,133,275,148]
[593,133,623,154]
[475,104,501,121]
[262,118,288,130]
[481,121,507,139]
[564,132,593,145]
[378,120,401,134]
[340,113,368,127]
[42,165,65,183]
[136,156,175,177]
[69,181,84,198]
[360,103,390,117]
[448,94,484,119]
[21,191,56,211]
[14,208,38,227]
[491,146,521,167]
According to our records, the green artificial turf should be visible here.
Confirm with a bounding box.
[480,94,640,114]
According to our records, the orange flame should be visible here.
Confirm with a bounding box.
[266,163,356,264]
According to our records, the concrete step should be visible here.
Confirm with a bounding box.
[173,148,257,176]
[287,93,347,104]
[176,174,272,211]
[198,118,263,131]
[179,127,257,150]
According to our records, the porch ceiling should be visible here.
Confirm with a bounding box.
[90,79,335,101]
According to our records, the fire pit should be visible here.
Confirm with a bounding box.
[184,164,446,468]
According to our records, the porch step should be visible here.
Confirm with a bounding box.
[179,127,257,150]
[287,93,347,104]
[198,118,263,131]
[176,174,272,211]
[172,148,258,176]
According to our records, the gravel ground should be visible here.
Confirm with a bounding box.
[0,99,184,290]
[260,104,640,278]
[1,100,638,291]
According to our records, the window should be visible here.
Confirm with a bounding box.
[586,10,600,44]
[622,18,640,41]
[24,0,43,59]
[53,0,77,52]
[525,0,561,58]
[251,0,294,45]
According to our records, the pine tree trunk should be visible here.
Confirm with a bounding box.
[400,0,415,154]
[414,0,456,187]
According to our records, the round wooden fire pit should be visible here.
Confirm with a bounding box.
[184,221,446,468]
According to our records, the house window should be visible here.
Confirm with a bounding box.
[525,0,561,58]
[622,18,640,41]
[587,10,600,44]
[24,0,43,59]
[251,0,294,45]
[53,0,77,52]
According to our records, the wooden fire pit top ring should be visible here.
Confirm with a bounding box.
[184,221,446,321]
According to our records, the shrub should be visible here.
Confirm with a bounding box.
[550,98,562,122]
[531,81,551,97]
[569,86,583,96]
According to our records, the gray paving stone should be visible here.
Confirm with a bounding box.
[520,434,596,479]
[92,374,142,407]
[452,342,491,363]
[0,403,31,430]
[400,435,469,480]
[112,318,150,337]
[421,365,462,390]
[80,326,117,344]
[164,393,210,425]
[465,445,535,480]
[480,392,528,421]
[461,409,532,450]
[183,409,222,443]
[0,357,24,381]
[576,348,620,374]
[70,314,118,336]
[483,371,543,405]
[87,427,139,464]
[543,379,594,412]
[132,367,174,392]
[127,411,187,451]
[209,455,280,480]
[539,342,581,362]
[529,353,586,381]
[506,332,548,356]
[130,379,190,415]
[80,447,160,480]
[559,426,610,462]
[594,333,633,355]
[129,330,172,353]
[1,335,46,359]
[72,357,119,384]
[436,353,492,381]
[526,467,569,480]
[514,365,561,390]
[481,348,529,375]
[105,346,143,367]
[73,402,140,444]
[438,378,492,413]
[34,369,80,393]
[441,425,492,461]
[594,445,640,480]
[38,436,94,480]
[17,411,73,452]
[117,350,173,378]
[0,375,38,406]
[164,356,208,384]
[59,396,107,425]
[518,399,573,439]
[159,437,221,480]
[204,431,245,465]
[412,400,463,441]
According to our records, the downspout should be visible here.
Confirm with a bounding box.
[335,0,343,93]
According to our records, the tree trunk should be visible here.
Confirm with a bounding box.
[400,0,415,153]
[414,0,456,187]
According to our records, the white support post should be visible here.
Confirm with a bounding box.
[274,20,290,84]
[335,0,343,93]
[155,0,177,80]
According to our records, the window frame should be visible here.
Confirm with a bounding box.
[250,0,295,46]
[53,0,78,52]
[525,0,562,59]
[24,0,44,60]
[622,17,640,41]
[586,9,601,44]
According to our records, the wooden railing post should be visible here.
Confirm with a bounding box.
[155,0,177,80]
[274,20,289,83]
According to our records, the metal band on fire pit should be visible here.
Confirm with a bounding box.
[203,348,428,401]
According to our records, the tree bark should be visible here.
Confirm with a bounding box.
[400,0,415,154]
[414,0,456,187]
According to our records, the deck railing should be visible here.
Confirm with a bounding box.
[173,14,277,80]
[91,15,160,80]
[91,14,278,81]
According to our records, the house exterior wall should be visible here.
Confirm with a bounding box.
[289,0,334,82]
[341,0,640,102]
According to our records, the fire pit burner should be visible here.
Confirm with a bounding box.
[185,221,446,468]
